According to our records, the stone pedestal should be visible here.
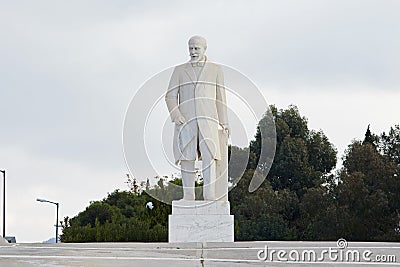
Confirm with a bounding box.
[169,200,234,243]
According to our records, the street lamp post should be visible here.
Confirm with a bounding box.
[37,198,59,243]
[0,170,5,238]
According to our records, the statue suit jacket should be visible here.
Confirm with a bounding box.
[165,58,229,165]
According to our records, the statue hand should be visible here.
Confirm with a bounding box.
[175,114,186,125]
[222,124,230,137]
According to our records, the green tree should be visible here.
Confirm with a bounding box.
[338,139,400,240]
[343,141,398,201]
[230,169,297,240]
[61,189,170,242]
[299,126,400,241]
[335,171,393,240]
[232,105,337,240]
[62,107,400,242]
[363,125,378,147]
[299,187,338,240]
[249,105,337,197]
[379,124,400,166]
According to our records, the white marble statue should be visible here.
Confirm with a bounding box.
[165,36,230,201]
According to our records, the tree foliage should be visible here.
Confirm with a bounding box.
[231,105,337,240]
[249,105,337,196]
[232,107,399,241]
[61,107,400,242]
[297,127,400,241]
[61,190,170,242]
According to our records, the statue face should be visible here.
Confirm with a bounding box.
[188,41,206,62]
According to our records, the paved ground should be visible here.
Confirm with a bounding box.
[0,241,399,266]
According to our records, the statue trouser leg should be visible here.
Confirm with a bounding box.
[199,135,216,200]
[180,160,195,200]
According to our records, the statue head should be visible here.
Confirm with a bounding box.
[188,35,207,63]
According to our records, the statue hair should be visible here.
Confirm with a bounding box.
[188,36,207,49]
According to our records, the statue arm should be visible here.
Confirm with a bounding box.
[165,67,184,123]
[216,66,229,132]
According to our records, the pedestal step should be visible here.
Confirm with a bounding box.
[172,200,230,215]
[169,214,234,242]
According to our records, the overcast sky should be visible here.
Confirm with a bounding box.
[0,0,399,242]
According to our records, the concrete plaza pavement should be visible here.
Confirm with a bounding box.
[0,241,399,266]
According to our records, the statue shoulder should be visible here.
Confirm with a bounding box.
[206,61,222,71]
[173,63,186,72]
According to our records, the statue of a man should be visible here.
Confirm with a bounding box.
[165,36,230,201]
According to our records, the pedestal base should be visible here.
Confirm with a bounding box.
[168,200,234,243]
